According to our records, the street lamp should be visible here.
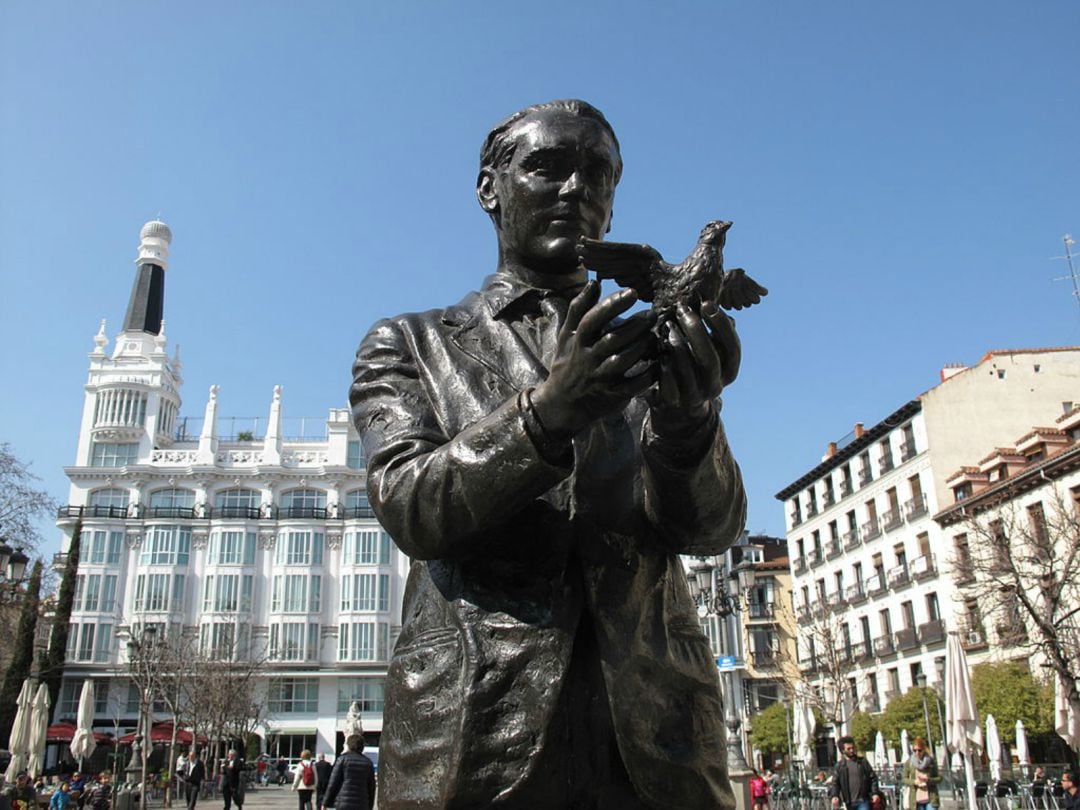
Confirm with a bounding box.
[0,540,31,604]
[914,672,934,756]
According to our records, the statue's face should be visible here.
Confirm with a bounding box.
[482,109,619,273]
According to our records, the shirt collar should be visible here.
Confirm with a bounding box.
[483,271,586,320]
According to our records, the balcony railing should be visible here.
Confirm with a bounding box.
[873,635,895,656]
[840,480,853,497]
[904,496,928,520]
[855,639,874,662]
[888,564,911,589]
[807,502,819,518]
[790,511,803,528]
[911,554,936,580]
[996,623,1029,647]
[863,694,882,713]
[822,490,835,507]
[58,504,130,519]
[919,618,946,645]
[751,650,779,669]
[883,689,900,704]
[827,591,845,610]
[793,556,807,575]
[859,470,873,487]
[846,583,867,604]
[881,508,903,531]
[843,528,861,550]
[865,574,887,597]
[747,602,775,620]
[895,627,920,651]
[146,505,200,519]
[213,505,263,519]
[900,440,918,461]
[954,564,975,586]
[279,506,329,520]
[879,454,895,473]
[342,505,376,519]
[808,549,824,568]
[796,605,811,623]
[826,540,842,560]
[861,520,881,541]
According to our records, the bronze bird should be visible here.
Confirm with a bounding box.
[576,220,768,313]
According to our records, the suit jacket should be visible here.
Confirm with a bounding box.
[350,272,747,809]
[186,760,205,787]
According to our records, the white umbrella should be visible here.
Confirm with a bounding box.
[1015,719,1030,769]
[985,714,1002,782]
[1055,672,1080,753]
[3,679,35,782]
[70,680,98,767]
[901,728,911,761]
[27,683,50,778]
[874,730,887,769]
[946,632,981,810]
[793,693,815,774]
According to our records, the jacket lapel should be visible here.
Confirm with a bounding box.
[444,294,547,392]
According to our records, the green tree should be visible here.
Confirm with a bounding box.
[751,701,792,760]
[39,519,81,711]
[0,559,43,741]
[971,661,1053,738]
[881,686,944,749]
[849,711,880,752]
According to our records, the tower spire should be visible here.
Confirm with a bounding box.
[122,219,172,334]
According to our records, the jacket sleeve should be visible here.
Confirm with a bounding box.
[350,318,575,561]
[866,760,879,795]
[367,764,376,810]
[322,760,343,808]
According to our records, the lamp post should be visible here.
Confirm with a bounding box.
[914,672,934,756]
[0,539,31,602]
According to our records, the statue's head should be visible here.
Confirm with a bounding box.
[477,100,623,274]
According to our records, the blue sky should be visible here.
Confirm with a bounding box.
[2,1,1078,553]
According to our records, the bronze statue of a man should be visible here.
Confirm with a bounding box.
[349,99,747,809]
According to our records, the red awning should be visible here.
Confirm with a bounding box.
[117,723,202,746]
[47,722,114,744]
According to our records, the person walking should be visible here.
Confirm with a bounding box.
[221,749,244,810]
[314,754,332,810]
[901,737,940,810]
[322,735,375,810]
[183,751,206,810]
[291,750,317,810]
[830,736,879,810]
[750,769,771,810]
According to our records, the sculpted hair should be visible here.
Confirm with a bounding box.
[479,99,623,183]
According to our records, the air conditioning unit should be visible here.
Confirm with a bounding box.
[967,630,982,645]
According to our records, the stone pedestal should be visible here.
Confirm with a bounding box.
[730,768,753,810]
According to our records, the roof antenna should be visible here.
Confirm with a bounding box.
[1052,234,1080,318]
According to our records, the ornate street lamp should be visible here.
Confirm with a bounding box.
[914,672,934,756]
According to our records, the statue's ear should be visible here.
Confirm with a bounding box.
[476,168,499,214]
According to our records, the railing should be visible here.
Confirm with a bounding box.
[213,505,263,519]
[147,505,200,519]
[790,511,803,528]
[840,480,853,497]
[911,554,936,580]
[900,440,917,461]
[882,689,899,703]
[859,470,873,487]
[888,564,911,588]
[855,639,874,661]
[279,506,329,520]
[865,574,887,596]
[879,453,895,473]
[843,528,861,550]
[882,508,903,531]
[874,635,895,655]
[822,490,835,507]
[863,694,881,713]
[342,505,376,519]
[58,505,129,519]
[827,591,845,610]
[846,583,866,603]
[954,563,975,586]
[919,618,946,645]
[996,624,1029,646]
[807,502,819,517]
[752,650,779,669]
[747,602,775,620]
[793,556,807,574]
[808,548,824,567]
[826,540,842,559]
[895,626,920,650]
[904,495,928,519]
[796,605,811,623]
[861,520,881,541]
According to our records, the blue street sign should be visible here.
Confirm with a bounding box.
[716,655,737,671]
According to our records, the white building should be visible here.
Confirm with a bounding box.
[55,221,408,760]
[774,349,1080,739]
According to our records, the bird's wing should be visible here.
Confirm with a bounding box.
[577,237,665,301]
[718,268,769,311]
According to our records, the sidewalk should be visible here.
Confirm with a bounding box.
[144,784,381,810]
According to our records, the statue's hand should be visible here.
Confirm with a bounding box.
[531,281,656,437]
[647,300,740,426]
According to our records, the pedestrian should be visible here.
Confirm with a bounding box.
[291,750,317,810]
[830,736,879,810]
[1062,771,1079,810]
[221,749,244,810]
[275,758,287,786]
[183,751,206,810]
[901,736,940,810]
[750,769,771,810]
[255,758,267,787]
[7,772,37,810]
[322,735,375,810]
[49,784,72,810]
[314,754,332,810]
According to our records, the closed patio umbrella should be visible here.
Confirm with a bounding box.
[985,714,1002,782]
[70,680,98,768]
[946,632,981,810]
[901,728,911,761]
[1055,672,1080,754]
[27,682,50,778]
[4,679,34,782]
[875,730,887,769]
[1015,719,1029,771]
[793,692,816,776]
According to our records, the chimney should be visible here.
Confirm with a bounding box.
[853,423,865,439]
[940,362,968,383]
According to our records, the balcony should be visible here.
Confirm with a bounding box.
[904,495,928,520]
[790,511,803,528]
[858,470,873,487]
[873,635,895,656]
[846,583,867,604]
[996,623,1030,647]
[881,508,903,532]
[953,564,975,586]
[861,520,881,541]
[826,539,842,560]
[822,490,835,507]
[751,649,780,669]
[146,505,200,519]
[808,548,824,568]
[895,626,920,651]
[279,506,329,520]
[911,554,936,581]
[962,626,988,650]
[855,639,875,662]
[342,505,376,519]
[883,689,900,704]
[58,504,130,519]
[747,602,775,620]
[888,564,911,589]
[796,605,811,623]
[865,574,887,597]
[807,502,819,518]
[919,618,946,645]
[793,556,807,575]
[840,480,853,497]
[900,440,918,462]
[879,454,895,473]
[843,528,861,550]
[827,591,846,611]
[863,694,882,713]
[212,505,263,519]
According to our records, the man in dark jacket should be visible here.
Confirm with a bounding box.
[831,736,879,810]
[314,754,332,810]
[221,749,244,810]
[184,751,206,810]
[322,737,375,810]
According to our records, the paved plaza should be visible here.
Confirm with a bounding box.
[146,784,379,810]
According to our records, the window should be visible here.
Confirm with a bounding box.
[199,622,239,657]
[140,526,192,565]
[888,668,901,694]
[276,531,324,566]
[894,543,907,568]
[279,489,327,516]
[900,600,915,629]
[134,573,185,612]
[269,622,319,661]
[215,488,260,508]
[1027,502,1049,545]
[59,680,108,717]
[90,442,139,467]
[926,592,940,621]
[842,464,854,494]
[77,624,95,661]
[88,530,124,564]
[853,562,863,587]
[879,439,894,471]
[341,574,390,612]
[267,678,319,713]
[84,575,101,611]
[346,441,365,470]
[271,574,321,613]
[101,575,117,611]
[148,488,196,509]
[204,574,246,612]
[901,423,917,459]
[89,488,130,509]
[95,624,112,662]
[343,530,391,565]
[953,533,972,568]
[859,451,873,485]
[338,621,390,662]
[209,531,256,565]
[336,678,385,713]
[879,609,892,637]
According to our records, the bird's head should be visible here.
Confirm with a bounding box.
[699,220,733,246]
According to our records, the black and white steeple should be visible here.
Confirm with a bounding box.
[122,220,172,334]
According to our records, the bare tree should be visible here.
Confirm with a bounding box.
[786,600,856,736]
[0,442,59,554]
